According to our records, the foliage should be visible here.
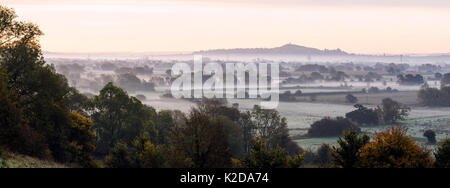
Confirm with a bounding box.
[1,5,77,162]
[332,129,370,168]
[434,139,450,168]
[92,82,157,156]
[441,73,450,87]
[358,127,434,168]
[307,117,360,138]
[316,144,334,167]
[418,87,450,107]
[243,138,304,168]
[104,142,135,168]
[345,104,379,126]
[171,109,232,168]
[397,74,425,85]
[240,105,301,154]
[377,98,410,124]
[68,112,97,168]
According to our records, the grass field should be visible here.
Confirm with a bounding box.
[294,91,420,106]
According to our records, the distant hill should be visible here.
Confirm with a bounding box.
[195,44,350,56]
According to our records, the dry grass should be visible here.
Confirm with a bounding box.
[0,152,67,168]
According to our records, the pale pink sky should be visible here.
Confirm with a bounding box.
[3,0,450,54]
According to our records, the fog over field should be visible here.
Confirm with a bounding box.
[45,44,450,150]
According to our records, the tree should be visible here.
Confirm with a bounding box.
[345,104,379,126]
[132,133,192,168]
[397,74,425,85]
[435,73,443,80]
[377,98,410,124]
[358,127,433,168]
[345,94,358,104]
[434,139,450,168]
[154,111,176,145]
[68,112,97,168]
[423,130,437,145]
[171,109,232,168]
[441,73,450,87]
[307,117,359,138]
[333,129,370,168]
[243,106,300,154]
[92,83,157,156]
[316,144,333,167]
[243,138,304,168]
[418,87,450,107]
[0,69,50,158]
[104,142,135,168]
[1,6,77,162]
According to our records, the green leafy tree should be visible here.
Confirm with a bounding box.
[0,69,50,158]
[1,6,78,162]
[154,111,176,145]
[245,106,300,154]
[133,133,192,168]
[434,139,450,168]
[92,82,157,156]
[333,129,370,168]
[377,98,410,124]
[308,117,359,138]
[171,109,232,168]
[243,137,304,168]
[345,104,379,126]
[104,142,135,168]
[68,112,97,168]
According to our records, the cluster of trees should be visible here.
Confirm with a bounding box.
[418,87,450,106]
[279,90,302,102]
[307,98,410,137]
[0,6,304,168]
[397,74,425,85]
[306,127,450,168]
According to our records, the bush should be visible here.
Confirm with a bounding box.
[358,127,434,168]
[307,117,360,138]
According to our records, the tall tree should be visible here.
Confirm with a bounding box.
[92,83,157,156]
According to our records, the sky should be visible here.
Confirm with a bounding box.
[2,0,450,54]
